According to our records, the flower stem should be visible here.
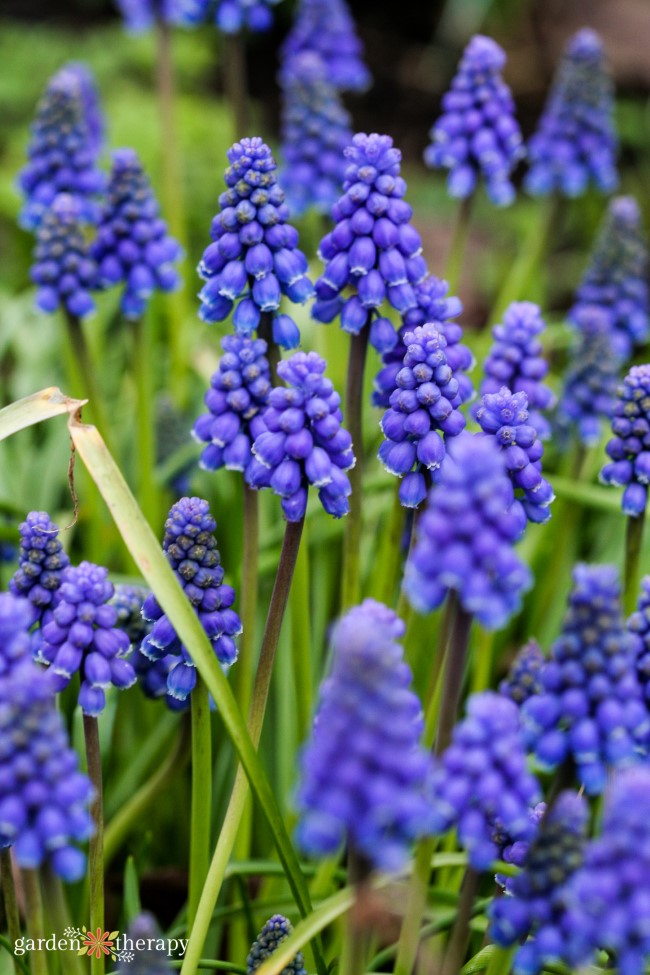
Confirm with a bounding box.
[189,677,212,930]
[341,327,370,611]
[41,867,85,975]
[435,592,473,754]
[624,509,646,616]
[290,522,312,742]
[22,870,47,975]
[223,34,249,138]
[133,315,159,529]
[63,310,114,455]
[392,838,436,975]
[445,195,474,296]
[83,714,105,975]
[1,851,21,975]
[369,486,406,605]
[441,867,479,975]
[340,851,371,975]
[258,312,280,381]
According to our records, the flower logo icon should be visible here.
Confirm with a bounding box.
[80,928,119,960]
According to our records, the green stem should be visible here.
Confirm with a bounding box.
[441,868,479,975]
[435,593,473,755]
[340,852,370,975]
[369,486,406,605]
[189,678,212,930]
[258,313,280,381]
[236,485,260,722]
[445,195,474,296]
[223,33,249,137]
[341,328,370,610]
[392,838,436,975]
[21,871,47,975]
[290,521,312,743]
[41,867,84,975]
[63,310,114,455]
[624,509,646,616]
[133,315,158,528]
[471,629,495,694]
[0,936,30,975]
[83,714,105,975]
[484,945,515,975]
[1,851,21,975]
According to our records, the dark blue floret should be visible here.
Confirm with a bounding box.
[525,29,617,197]
[424,35,524,206]
[295,600,435,871]
[246,351,355,521]
[601,365,650,517]
[499,639,545,706]
[247,916,306,975]
[522,563,648,795]
[280,0,371,93]
[30,194,98,319]
[493,800,546,894]
[9,511,70,628]
[174,0,283,32]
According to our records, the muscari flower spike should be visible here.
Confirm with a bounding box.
[247,916,306,975]
[193,334,271,479]
[428,692,541,869]
[60,63,105,157]
[313,132,430,353]
[37,561,136,716]
[9,510,70,628]
[477,302,555,440]
[295,600,434,872]
[600,365,650,517]
[490,791,589,975]
[499,639,545,707]
[279,52,353,218]
[424,34,524,206]
[30,194,98,319]
[493,800,546,895]
[18,66,105,230]
[140,498,241,705]
[246,351,355,522]
[522,563,648,795]
[280,0,371,93]
[404,432,532,629]
[378,322,466,509]
[115,0,189,32]
[476,387,554,533]
[92,148,181,319]
[525,28,617,197]
[182,0,283,33]
[628,575,650,713]
[198,137,313,349]
[110,583,178,709]
[570,196,649,361]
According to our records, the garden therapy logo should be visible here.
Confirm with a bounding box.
[13,926,188,962]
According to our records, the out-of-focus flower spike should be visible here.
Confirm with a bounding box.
[280,0,371,93]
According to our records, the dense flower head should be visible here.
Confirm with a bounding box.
[198,137,313,349]
[140,498,241,704]
[424,35,524,206]
[628,576,650,711]
[0,594,34,677]
[428,692,541,869]
[522,563,648,795]
[570,196,649,360]
[111,583,152,647]
[91,148,181,319]
[246,352,355,521]
[600,365,650,517]
[30,194,98,319]
[476,387,554,532]
[378,322,466,508]
[478,302,555,439]
[295,600,434,871]
[116,914,172,973]
[313,133,430,351]
[175,0,283,32]
[490,791,589,975]
[279,52,353,218]
[37,561,136,716]
[280,0,371,93]
[247,916,306,975]
[9,511,70,628]
[61,63,105,157]
[493,800,546,894]
[193,334,271,478]
[404,432,532,628]
[111,579,178,709]
[18,66,105,230]
[525,29,617,197]
[499,639,545,706]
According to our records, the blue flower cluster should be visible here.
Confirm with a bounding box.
[405,433,532,629]
[428,692,541,869]
[424,35,524,206]
[63,63,105,156]
[280,0,371,93]
[246,352,355,521]
[378,323,466,508]
[9,510,70,627]
[178,0,283,32]
[279,52,352,218]
[30,194,98,319]
[522,564,648,794]
[0,594,34,678]
[476,387,554,532]
[499,639,545,707]
[493,800,546,894]
[295,601,433,871]
[115,0,189,31]
[313,132,429,352]
[628,576,650,711]
[525,29,617,197]
[478,302,555,440]
[193,334,271,478]
[141,497,241,704]
[247,916,306,975]
[570,196,649,360]
[601,365,650,517]
[198,137,313,349]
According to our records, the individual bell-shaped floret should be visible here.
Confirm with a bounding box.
[499,639,545,706]
[424,35,524,206]
[493,800,546,894]
[600,365,650,517]
[9,511,70,628]
[247,915,306,975]
[30,194,98,319]
[280,0,371,93]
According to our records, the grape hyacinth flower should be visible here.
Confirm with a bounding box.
[628,576,650,711]
[280,0,371,93]
[405,433,532,629]
[493,800,546,895]
[197,137,313,349]
[246,351,355,521]
[525,29,617,197]
[522,563,648,795]
[38,561,136,716]
[570,196,649,360]
[295,600,434,871]
[61,63,105,157]
[490,791,589,975]
[175,0,283,32]
[428,692,541,869]
[30,194,98,319]
[111,583,152,648]
[110,585,178,708]
[91,148,181,319]
[140,498,241,703]
[279,52,352,218]
[0,593,34,678]
[600,365,650,517]
[247,916,306,975]
[499,639,545,706]
[193,334,271,478]
[114,0,188,32]
[9,510,70,627]
[424,35,524,206]
[476,387,554,532]
[378,323,466,508]
[18,67,105,230]
[313,133,429,353]
[477,302,555,440]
